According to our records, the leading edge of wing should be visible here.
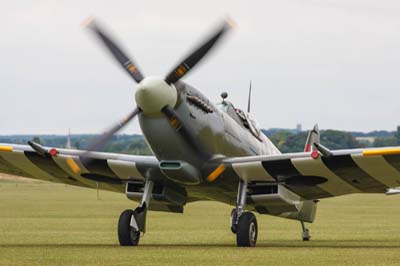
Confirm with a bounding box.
[1,143,158,163]
[223,146,400,164]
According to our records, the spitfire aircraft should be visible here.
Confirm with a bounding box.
[1,17,400,247]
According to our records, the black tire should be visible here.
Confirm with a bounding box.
[230,208,238,234]
[118,209,140,246]
[236,212,258,247]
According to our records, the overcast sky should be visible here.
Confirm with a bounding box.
[2,0,400,135]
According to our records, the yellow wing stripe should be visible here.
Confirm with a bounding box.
[66,157,81,174]
[207,164,225,182]
[363,148,400,156]
[0,146,13,152]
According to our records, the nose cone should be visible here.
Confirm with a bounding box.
[135,76,178,115]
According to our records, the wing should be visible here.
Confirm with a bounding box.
[0,143,158,193]
[0,144,186,212]
[224,146,400,199]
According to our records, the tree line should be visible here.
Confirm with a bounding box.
[1,127,400,155]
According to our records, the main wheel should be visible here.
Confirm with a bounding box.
[236,212,258,247]
[118,209,140,246]
[230,208,238,234]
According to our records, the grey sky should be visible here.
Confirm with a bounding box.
[1,0,400,135]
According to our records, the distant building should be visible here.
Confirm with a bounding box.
[296,124,302,133]
[355,137,375,144]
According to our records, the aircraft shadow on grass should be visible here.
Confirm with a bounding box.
[1,240,400,249]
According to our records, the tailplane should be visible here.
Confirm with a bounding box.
[304,124,320,152]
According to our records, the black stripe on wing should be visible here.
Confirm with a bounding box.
[79,156,123,184]
[261,159,332,199]
[321,155,386,193]
[24,151,90,187]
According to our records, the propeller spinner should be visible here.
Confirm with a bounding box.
[135,77,177,115]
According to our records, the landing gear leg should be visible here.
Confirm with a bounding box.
[231,180,247,233]
[301,221,311,241]
[118,180,154,246]
[231,180,258,247]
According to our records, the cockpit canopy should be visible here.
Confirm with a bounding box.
[217,101,262,141]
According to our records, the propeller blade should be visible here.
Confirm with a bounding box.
[85,107,141,153]
[82,17,145,83]
[162,105,210,161]
[165,19,234,84]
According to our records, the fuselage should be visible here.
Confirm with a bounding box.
[137,81,280,184]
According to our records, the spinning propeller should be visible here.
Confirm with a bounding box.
[82,17,233,159]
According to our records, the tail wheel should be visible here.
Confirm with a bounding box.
[118,209,140,246]
[236,212,258,247]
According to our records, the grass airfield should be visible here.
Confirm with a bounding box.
[0,178,399,266]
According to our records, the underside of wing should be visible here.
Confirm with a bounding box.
[225,147,400,200]
[0,143,184,213]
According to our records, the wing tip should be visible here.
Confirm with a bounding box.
[0,145,13,152]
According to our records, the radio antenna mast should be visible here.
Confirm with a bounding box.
[247,81,252,113]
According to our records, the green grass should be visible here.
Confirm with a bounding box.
[0,181,399,266]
